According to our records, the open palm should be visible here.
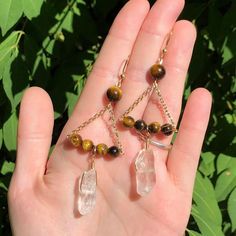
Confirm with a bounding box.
[8,0,211,235]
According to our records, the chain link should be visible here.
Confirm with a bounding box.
[120,85,154,120]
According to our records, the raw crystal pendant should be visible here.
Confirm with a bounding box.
[78,168,97,215]
[135,149,156,196]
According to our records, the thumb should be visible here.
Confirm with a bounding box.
[13,87,54,188]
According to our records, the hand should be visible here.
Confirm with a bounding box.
[8,0,212,235]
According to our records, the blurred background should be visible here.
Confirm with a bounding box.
[0,0,235,235]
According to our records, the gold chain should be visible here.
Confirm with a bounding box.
[72,104,110,134]
[70,58,130,155]
[153,81,176,127]
[120,85,154,120]
[72,58,129,134]
[107,103,124,154]
[120,32,177,131]
[70,31,175,151]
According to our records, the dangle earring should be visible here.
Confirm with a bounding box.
[67,58,129,215]
[120,33,177,196]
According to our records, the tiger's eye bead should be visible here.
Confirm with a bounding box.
[96,143,108,155]
[82,139,94,152]
[134,120,147,131]
[106,86,122,102]
[69,133,82,147]
[123,116,135,128]
[148,122,161,134]
[150,64,166,80]
[161,123,174,136]
[108,146,120,157]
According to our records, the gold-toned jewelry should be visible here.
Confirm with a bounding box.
[120,33,177,137]
[119,33,177,197]
[67,58,129,215]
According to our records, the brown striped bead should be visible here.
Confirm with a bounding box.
[148,122,161,134]
[96,143,108,155]
[123,116,135,128]
[161,123,174,136]
[69,133,82,147]
[108,146,120,157]
[106,86,122,102]
[134,120,147,131]
[150,64,166,80]
[82,139,94,152]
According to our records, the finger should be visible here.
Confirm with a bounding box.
[13,87,54,187]
[64,0,150,134]
[143,20,196,147]
[167,88,212,192]
[144,21,196,189]
[115,0,184,118]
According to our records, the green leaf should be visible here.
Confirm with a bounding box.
[22,0,44,20]
[228,187,236,232]
[215,168,236,202]
[0,31,20,51]
[193,172,222,226]
[186,229,202,236]
[0,178,9,191]
[1,47,28,112]
[3,112,18,151]
[1,161,15,175]
[221,29,236,67]
[222,45,234,65]
[2,55,18,112]
[1,56,28,113]
[0,0,23,35]
[199,152,216,176]
[59,10,74,33]
[0,31,23,77]
[191,205,224,236]
[216,153,236,174]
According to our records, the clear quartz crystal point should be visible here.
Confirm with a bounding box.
[135,149,156,196]
[78,168,97,215]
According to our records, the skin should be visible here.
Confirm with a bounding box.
[8,0,212,235]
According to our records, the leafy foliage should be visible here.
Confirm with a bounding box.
[0,0,235,235]
[180,0,236,235]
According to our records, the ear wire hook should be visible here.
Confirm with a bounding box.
[122,56,130,75]
[117,56,130,87]
[158,31,172,65]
